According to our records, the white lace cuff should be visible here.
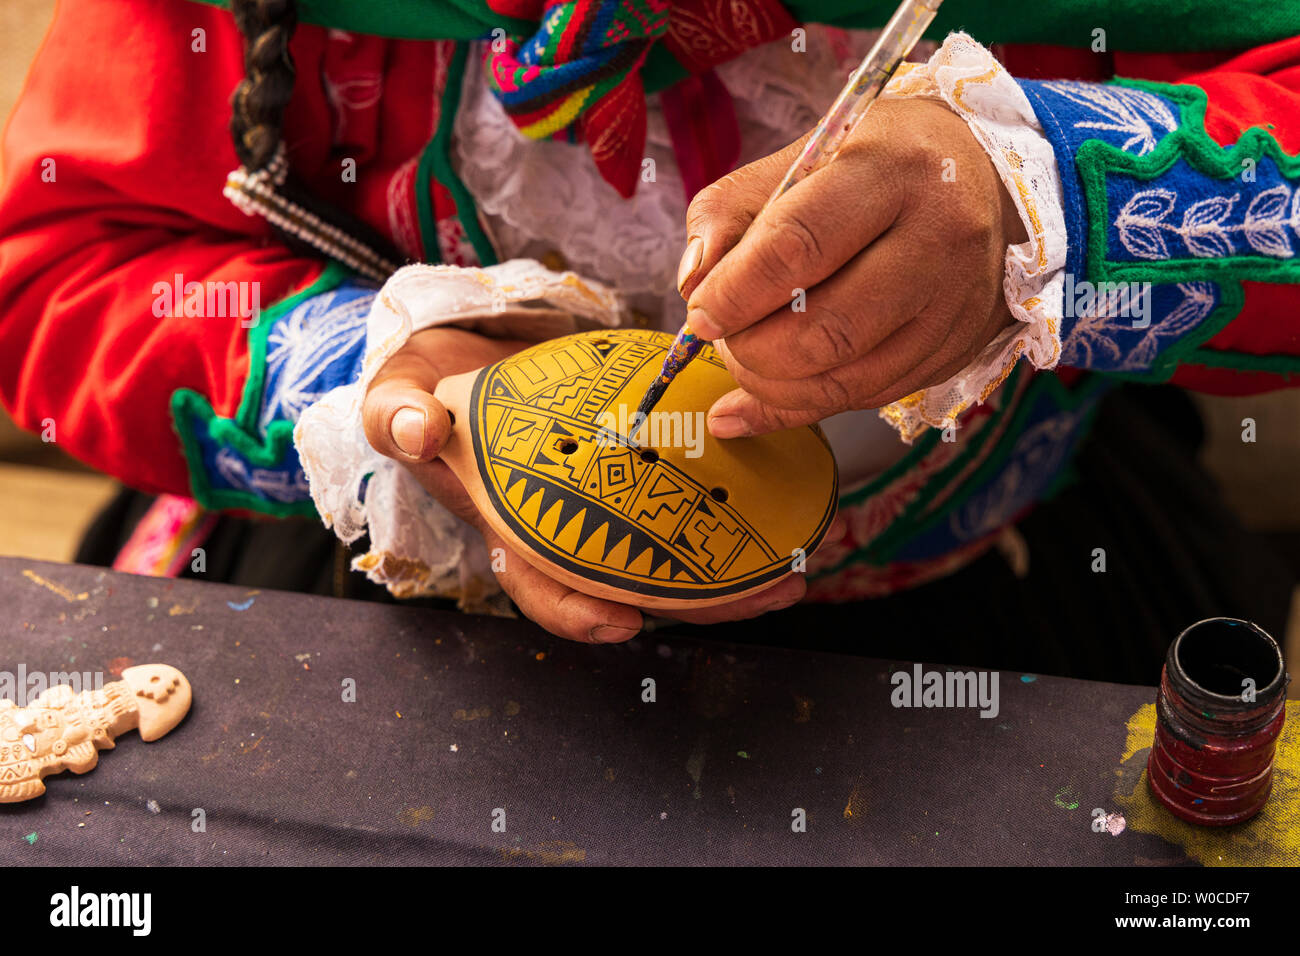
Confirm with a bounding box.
[878,32,1066,441]
[293,260,626,611]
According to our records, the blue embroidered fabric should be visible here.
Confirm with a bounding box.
[1018,80,1181,282]
[184,279,376,507]
[1015,78,1275,376]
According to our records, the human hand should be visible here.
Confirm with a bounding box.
[678,97,1029,437]
[361,326,835,642]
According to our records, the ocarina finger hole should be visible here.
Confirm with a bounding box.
[446,410,456,427]
[639,449,659,463]
[558,439,579,455]
[709,486,729,503]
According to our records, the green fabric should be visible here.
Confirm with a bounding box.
[817,369,1108,577]
[186,0,532,40]
[170,262,351,516]
[184,0,1300,51]
[1183,347,1300,375]
[877,372,1109,563]
[865,366,1021,563]
[1077,79,1300,382]
[820,365,1021,574]
[802,0,1300,53]
[417,41,499,267]
[838,426,939,507]
[641,42,689,95]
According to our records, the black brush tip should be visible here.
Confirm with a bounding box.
[630,379,669,443]
[635,379,667,421]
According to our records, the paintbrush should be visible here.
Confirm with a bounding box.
[632,0,945,436]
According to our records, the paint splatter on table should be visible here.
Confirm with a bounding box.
[0,557,1292,865]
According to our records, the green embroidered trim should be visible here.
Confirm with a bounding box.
[1182,348,1300,376]
[418,42,499,267]
[837,428,939,507]
[875,371,1110,564]
[1076,78,1300,382]
[814,369,1109,578]
[865,366,1024,564]
[901,372,1109,545]
[816,365,1022,576]
[169,262,351,516]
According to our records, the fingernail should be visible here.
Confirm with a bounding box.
[676,237,703,294]
[687,307,723,340]
[708,415,749,439]
[589,624,638,644]
[391,406,427,458]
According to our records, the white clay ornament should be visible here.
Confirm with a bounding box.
[0,664,192,803]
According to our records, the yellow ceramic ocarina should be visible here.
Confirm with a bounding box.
[434,329,838,609]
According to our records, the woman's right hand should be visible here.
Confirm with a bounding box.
[361,326,818,643]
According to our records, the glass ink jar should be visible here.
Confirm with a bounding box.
[1147,617,1288,826]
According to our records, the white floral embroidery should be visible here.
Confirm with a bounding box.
[1042,82,1178,155]
[1115,188,1176,259]
[262,290,372,432]
[1116,183,1300,260]
[214,447,310,503]
[1242,185,1297,258]
[1060,281,1216,371]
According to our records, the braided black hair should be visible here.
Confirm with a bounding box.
[227,0,404,273]
[229,0,298,172]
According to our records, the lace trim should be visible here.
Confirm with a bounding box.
[450,28,913,333]
[452,47,687,329]
[877,33,1066,442]
[293,260,624,611]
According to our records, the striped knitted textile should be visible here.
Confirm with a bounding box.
[487,0,672,198]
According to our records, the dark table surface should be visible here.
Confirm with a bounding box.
[1,557,1294,866]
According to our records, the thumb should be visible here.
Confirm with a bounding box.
[362,355,455,462]
[707,387,825,438]
[678,132,812,300]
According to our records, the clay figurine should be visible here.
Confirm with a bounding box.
[0,664,192,803]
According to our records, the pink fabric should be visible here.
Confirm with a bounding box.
[112,494,218,578]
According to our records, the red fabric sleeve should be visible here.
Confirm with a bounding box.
[1166,37,1300,393]
[0,0,324,497]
